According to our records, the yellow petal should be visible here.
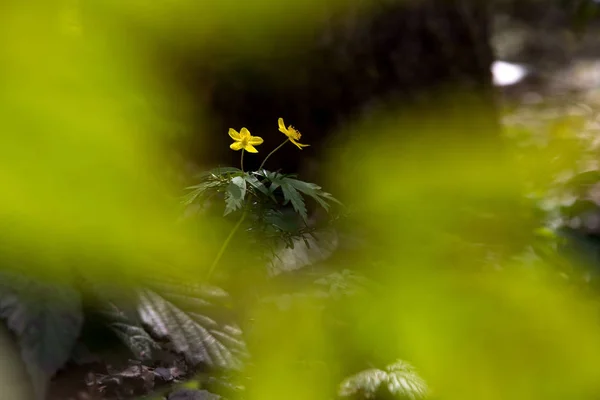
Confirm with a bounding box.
[228,128,241,141]
[290,138,310,149]
[244,144,259,153]
[240,127,251,138]
[230,142,244,151]
[278,118,287,134]
[248,136,264,145]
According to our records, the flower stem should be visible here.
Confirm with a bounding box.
[241,149,245,172]
[206,209,248,281]
[258,139,289,171]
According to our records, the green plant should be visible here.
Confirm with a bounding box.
[183,118,343,281]
[338,360,429,399]
[0,269,246,399]
[0,117,346,400]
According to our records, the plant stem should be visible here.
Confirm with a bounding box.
[206,209,247,281]
[241,149,245,172]
[258,139,289,171]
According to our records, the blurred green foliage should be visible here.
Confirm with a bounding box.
[3,1,600,400]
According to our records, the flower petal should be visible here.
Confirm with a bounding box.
[228,128,241,141]
[230,142,244,151]
[278,118,287,134]
[240,127,252,138]
[244,144,259,153]
[290,138,310,149]
[248,136,264,145]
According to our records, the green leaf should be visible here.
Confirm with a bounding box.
[260,171,340,222]
[184,167,245,207]
[261,170,283,193]
[194,167,243,181]
[264,208,302,233]
[281,182,308,223]
[245,174,274,200]
[385,360,429,399]
[0,272,83,400]
[283,178,342,212]
[339,368,388,397]
[182,181,221,206]
[97,301,159,360]
[78,276,158,361]
[224,176,247,216]
[138,279,247,370]
[339,360,428,399]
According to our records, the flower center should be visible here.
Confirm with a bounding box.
[289,126,301,140]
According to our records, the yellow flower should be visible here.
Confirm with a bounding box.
[229,127,263,153]
[278,118,309,149]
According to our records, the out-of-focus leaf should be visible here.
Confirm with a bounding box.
[194,167,243,181]
[268,229,338,276]
[183,181,221,206]
[0,272,83,399]
[385,360,429,399]
[168,388,222,400]
[338,360,428,399]
[100,0,364,59]
[339,368,388,398]
[0,323,33,400]
[314,269,370,298]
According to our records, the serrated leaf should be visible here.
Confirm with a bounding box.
[283,177,342,212]
[261,170,284,193]
[194,167,243,181]
[245,174,274,200]
[0,272,83,399]
[264,208,302,233]
[339,360,428,399]
[182,181,221,206]
[98,302,158,360]
[339,368,388,398]
[137,285,246,370]
[385,360,428,399]
[224,176,247,216]
[281,183,308,223]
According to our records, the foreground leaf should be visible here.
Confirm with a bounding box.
[339,360,428,399]
[183,181,221,206]
[0,272,83,399]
